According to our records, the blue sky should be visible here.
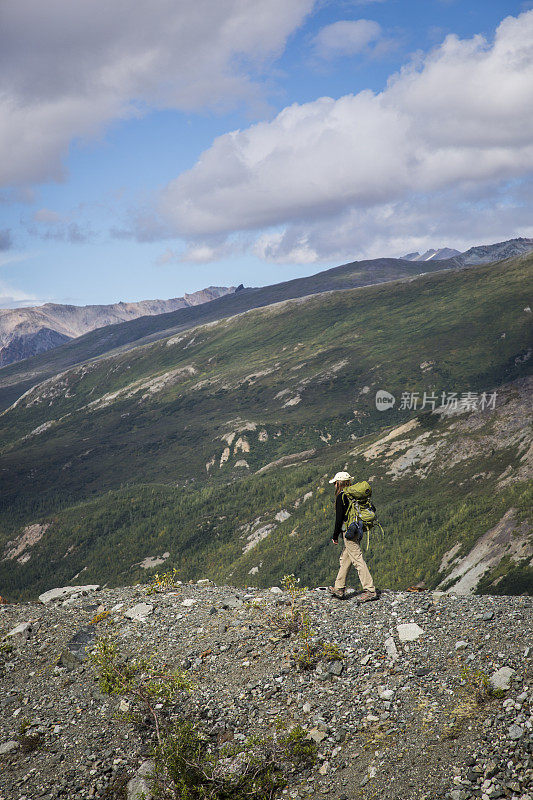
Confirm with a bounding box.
[0,0,532,307]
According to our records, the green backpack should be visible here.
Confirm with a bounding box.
[342,481,383,548]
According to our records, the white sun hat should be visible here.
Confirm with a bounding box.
[328,471,353,484]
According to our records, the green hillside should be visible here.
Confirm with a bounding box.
[0,254,531,600]
[0,256,454,413]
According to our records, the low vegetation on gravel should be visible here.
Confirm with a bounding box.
[0,581,531,800]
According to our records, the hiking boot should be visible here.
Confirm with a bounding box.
[356,590,378,604]
[328,586,346,600]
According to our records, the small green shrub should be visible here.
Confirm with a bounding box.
[292,616,319,670]
[320,642,344,662]
[89,636,137,695]
[264,574,309,635]
[89,633,192,751]
[90,635,316,799]
[277,725,317,768]
[152,720,317,800]
[144,569,182,595]
[460,666,503,704]
[0,641,14,656]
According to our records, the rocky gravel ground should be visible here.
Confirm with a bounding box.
[0,581,531,800]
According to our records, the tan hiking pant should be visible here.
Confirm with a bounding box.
[334,536,375,592]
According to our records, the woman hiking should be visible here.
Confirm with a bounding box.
[328,471,378,603]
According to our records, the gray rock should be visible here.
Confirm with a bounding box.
[39,585,100,604]
[218,751,248,778]
[307,728,327,743]
[384,636,399,661]
[397,623,424,642]
[0,740,19,755]
[327,660,343,676]
[221,597,243,610]
[415,667,432,677]
[6,621,38,642]
[482,611,495,621]
[489,667,515,691]
[455,640,469,650]
[449,790,469,800]
[127,759,155,800]
[508,723,524,740]
[59,649,81,670]
[125,603,154,621]
[61,627,96,664]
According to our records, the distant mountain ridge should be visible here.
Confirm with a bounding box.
[403,237,533,265]
[454,237,533,265]
[0,287,235,367]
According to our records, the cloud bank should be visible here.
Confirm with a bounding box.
[0,0,315,187]
[158,10,533,261]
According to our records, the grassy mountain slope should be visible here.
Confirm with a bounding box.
[0,254,531,600]
[1,379,530,601]
[0,256,455,413]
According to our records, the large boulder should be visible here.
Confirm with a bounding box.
[39,585,100,604]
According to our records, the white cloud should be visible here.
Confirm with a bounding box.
[0,281,43,308]
[0,0,315,187]
[158,10,533,262]
[312,20,382,60]
[180,244,228,264]
[254,180,533,263]
[157,238,246,265]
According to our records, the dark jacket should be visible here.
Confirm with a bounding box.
[332,492,350,542]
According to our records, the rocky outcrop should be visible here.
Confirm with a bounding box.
[0,286,235,367]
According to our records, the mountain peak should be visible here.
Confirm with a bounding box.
[402,247,461,262]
